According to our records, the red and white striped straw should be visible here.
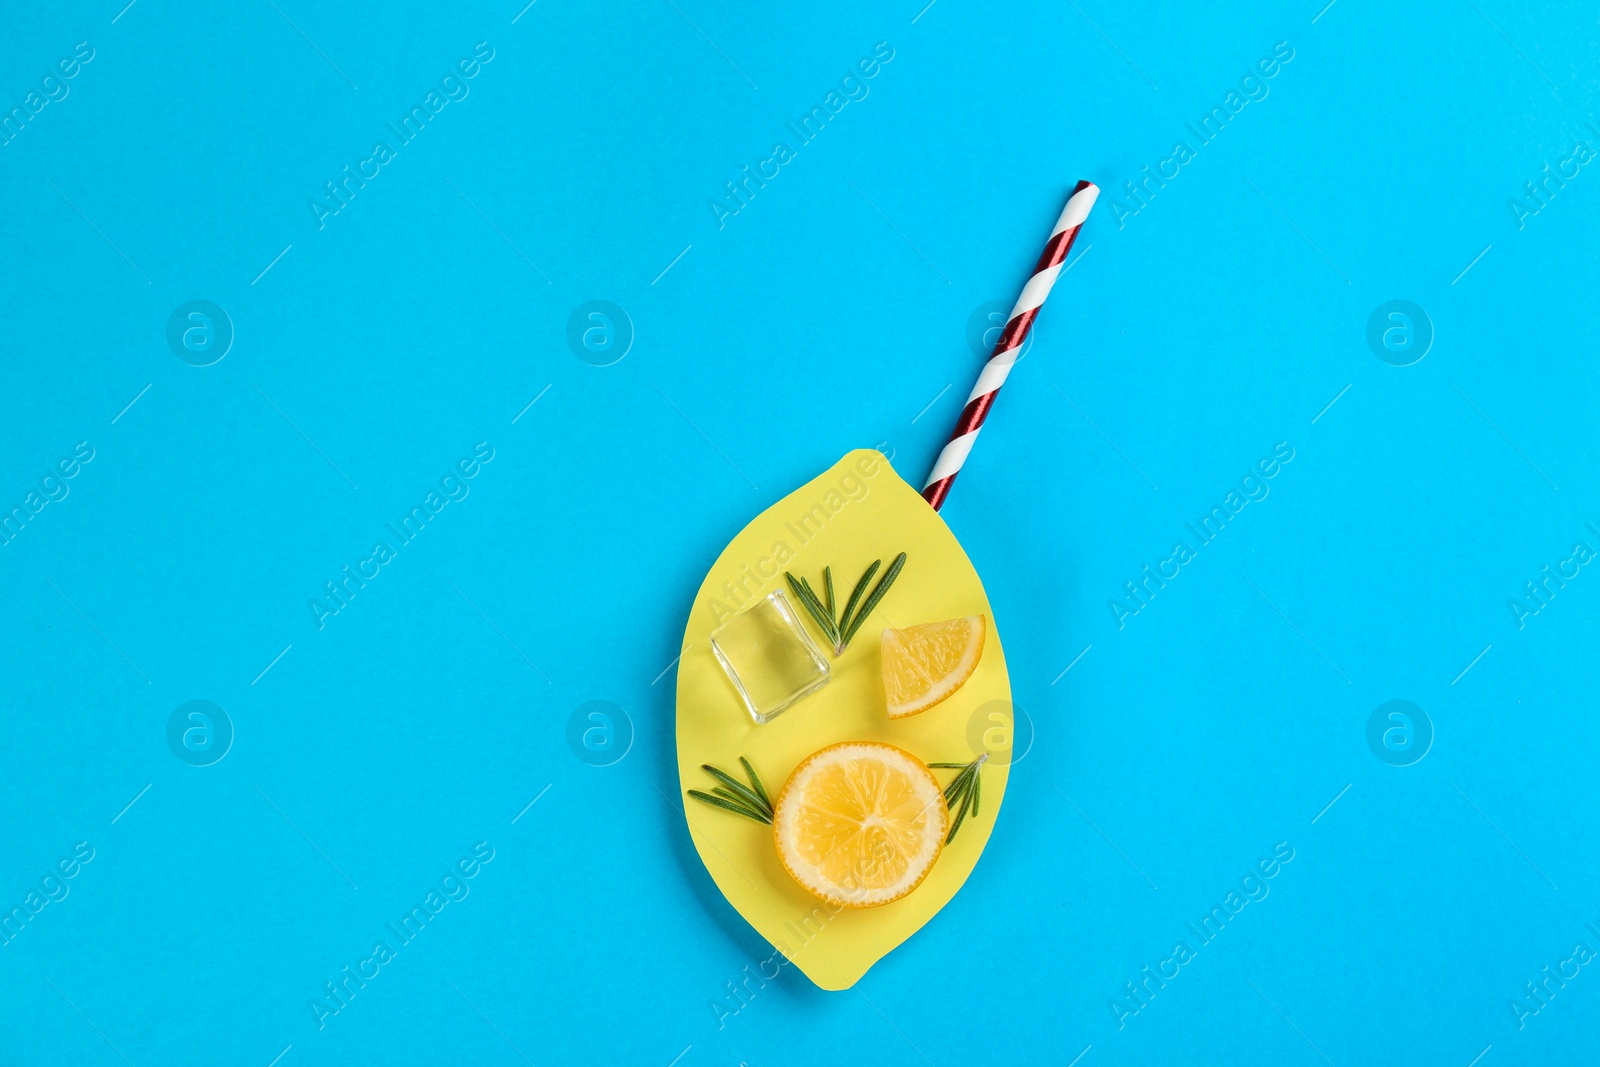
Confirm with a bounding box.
[922,180,1099,511]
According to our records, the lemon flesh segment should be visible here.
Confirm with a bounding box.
[880,615,986,719]
[773,742,948,909]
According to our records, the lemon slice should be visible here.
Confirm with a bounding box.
[773,742,948,908]
[880,615,986,718]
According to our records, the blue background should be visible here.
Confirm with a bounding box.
[1,0,1596,1064]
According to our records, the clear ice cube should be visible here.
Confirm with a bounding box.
[710,590,830,724]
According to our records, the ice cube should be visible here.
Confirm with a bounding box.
[710,590,831,725]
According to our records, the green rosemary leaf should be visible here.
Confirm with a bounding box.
[800,576,826,632]
[943,765,972,806]
[784,572,817,621]
[786,573,840,646]
[739,756,772,810]
[688,789,772,824]
[810,586,844,646]
[946,781,973,844]
[823,566,835,622]
[835,559,881,640]
[933,754,986,841]
[792,573,840,645]
[702,764,770,816]
[840,552,907,646]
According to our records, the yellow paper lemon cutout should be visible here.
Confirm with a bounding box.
[675,450,1012,990]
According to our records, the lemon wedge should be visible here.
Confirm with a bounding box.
[880,615,986,719]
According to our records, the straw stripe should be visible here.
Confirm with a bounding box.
[969,352,1018,400]
[923,180,1097,510]
[1051,190,1096,234]
[1013,263,1062,316]
[926,430,976,483]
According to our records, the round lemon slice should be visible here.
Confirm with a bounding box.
[773,742,948,908]
[880,615,986,719]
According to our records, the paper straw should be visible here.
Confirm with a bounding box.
[923,180,1099,511]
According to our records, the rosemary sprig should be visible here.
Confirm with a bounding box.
[786,573,840,648]
[688,758,774,825]
[687,790,768,821]
[929,754,988,844]
[701,764,768,815]
[786,552,907,655]
[840,552,906,647]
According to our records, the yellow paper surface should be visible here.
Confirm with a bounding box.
[675,450,1012,989]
